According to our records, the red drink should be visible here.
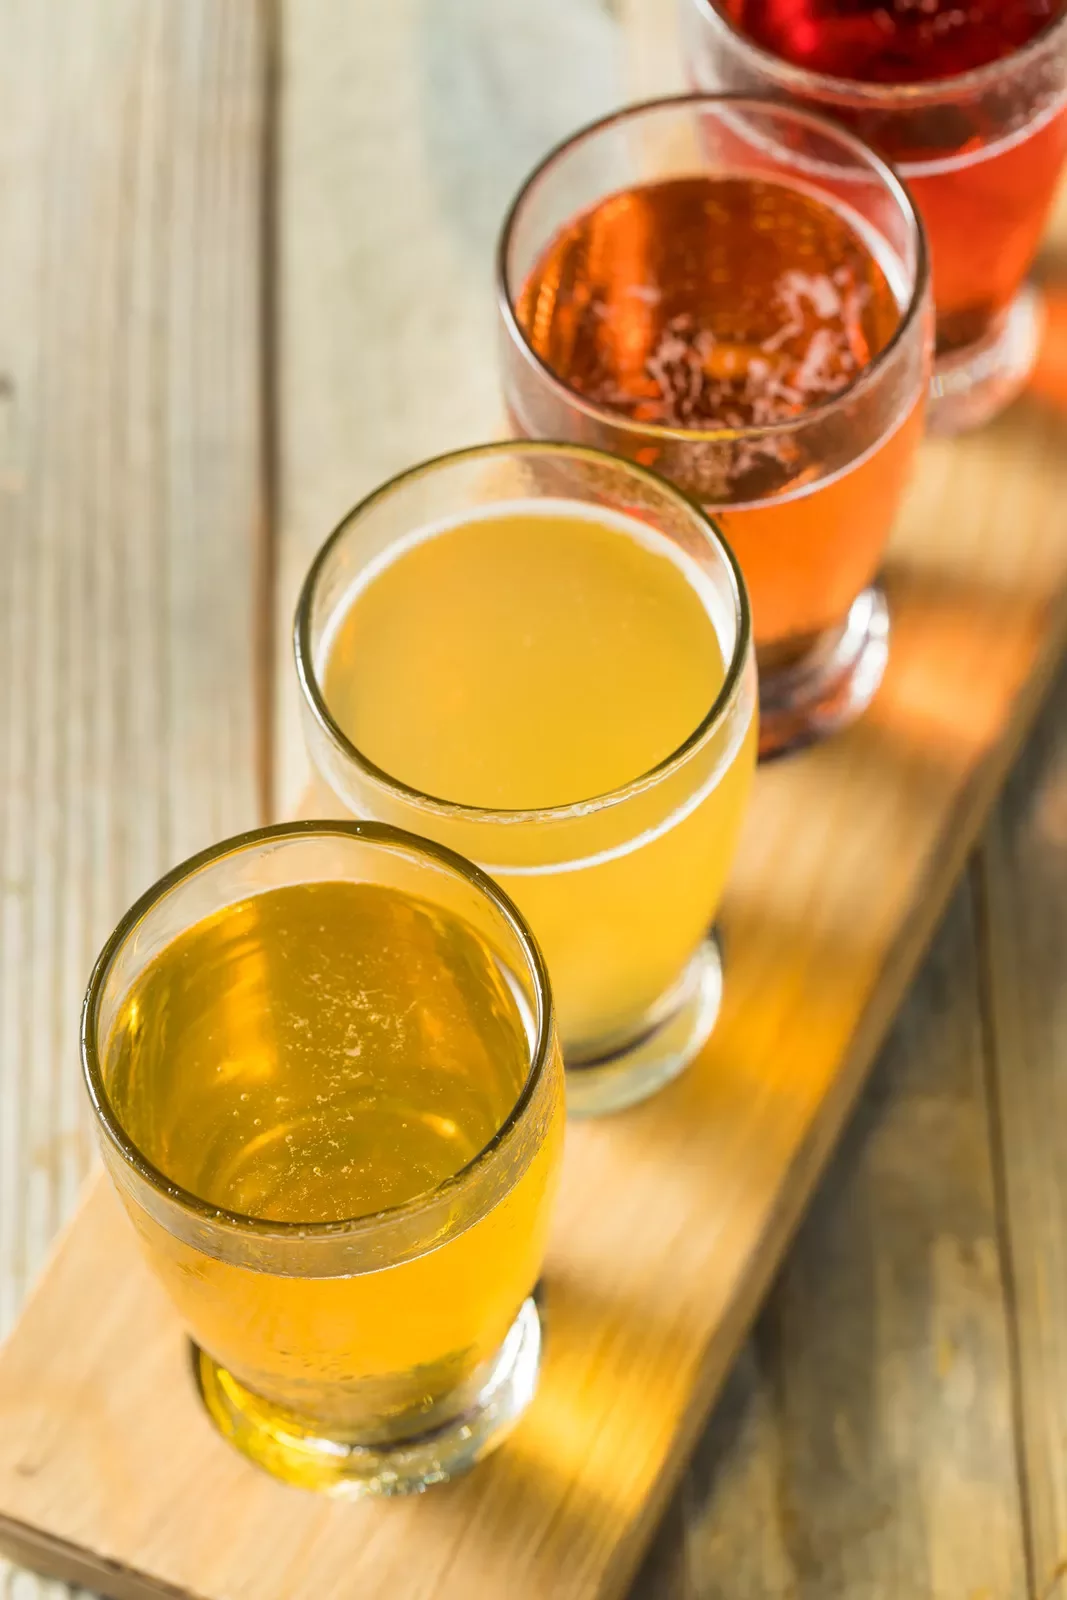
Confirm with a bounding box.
[719,0,1067,353]
[683,0,1067,428]
[909,104,1067,353]
[720,0,1062,84]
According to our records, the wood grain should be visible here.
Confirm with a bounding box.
[634,881,1029,1600]
[0,0,268,1594]
[979,649,1067,1600]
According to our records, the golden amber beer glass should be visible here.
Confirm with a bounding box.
[82,821,564,1497]
[295,442,757,1116]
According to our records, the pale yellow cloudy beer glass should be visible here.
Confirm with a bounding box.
[295,442,757,1115]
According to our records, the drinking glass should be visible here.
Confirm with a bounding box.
[682,1,1067,432]
[294,442,757,1116]
[82,820,564,1497]
[497,96,930,759]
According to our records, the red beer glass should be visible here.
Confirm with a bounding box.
[682,0,1067,432]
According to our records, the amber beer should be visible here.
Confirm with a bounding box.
[498,96,930,756]
[296,444,756,1116]
[83,823,564,1496]
[514,171,920,667]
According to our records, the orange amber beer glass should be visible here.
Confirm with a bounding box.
[82,821,564,1496]
[295,443,756,1116]
[498,95,931,757]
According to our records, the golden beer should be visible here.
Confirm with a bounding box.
[297,444,756,1114]
[83,823,563,1496]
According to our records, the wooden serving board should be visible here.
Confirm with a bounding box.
[4,0,1067,1594]
[3,384,1067,1598]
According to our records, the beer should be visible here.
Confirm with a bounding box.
[319,500,756,1056]
[513,171,917,659]
[497,99,928,752]
[712,0,1067,356]
[85,824,563,1494]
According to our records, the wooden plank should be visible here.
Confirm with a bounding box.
[978,649,1067,1600]
[619,0,688,95]
[633,882,1029,1599]
[0,0,268,1594]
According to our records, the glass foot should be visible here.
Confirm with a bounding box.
[928,286,1041,435]
[564,935,722,1117]
[194,1297,541,1497]
[757,586,889,761]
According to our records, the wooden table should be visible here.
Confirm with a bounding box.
[2,3,1066,1596]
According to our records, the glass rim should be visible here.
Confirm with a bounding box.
[294,439,753,827]
[495,92,929,448]
[81,818,556,1242]
[687,0,1067,107]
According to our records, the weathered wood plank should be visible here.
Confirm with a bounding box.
[0,1,268,1593]
[979,643,1067,1600]
[633,882,1029,1599]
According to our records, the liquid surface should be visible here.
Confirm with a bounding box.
[323,504,725,811]
[104,880,530,1223]
[720,0,1065,82]
[516,175,900,432]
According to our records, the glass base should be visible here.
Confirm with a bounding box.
[928,286,1041,436]
[564,935,722,1117]
[758,586,889,761]
[194,1296,541,1497]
